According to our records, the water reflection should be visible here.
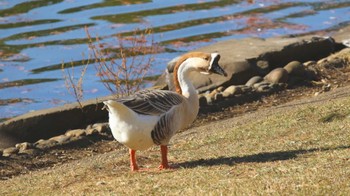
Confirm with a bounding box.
[0,0,349,121]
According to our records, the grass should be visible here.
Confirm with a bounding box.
[1,96,350,195]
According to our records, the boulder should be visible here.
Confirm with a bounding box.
[264,68,289,84]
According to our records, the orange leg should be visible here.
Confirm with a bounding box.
[158,145,170,170]
[129,149,139,171]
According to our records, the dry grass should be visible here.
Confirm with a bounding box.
[1,95,349,195]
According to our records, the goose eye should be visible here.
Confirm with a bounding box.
[204,57,209,61]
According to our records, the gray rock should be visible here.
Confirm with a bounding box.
[3,147,19,157]
[199,95,207,106]
[35,139,58,149]
[65,129,86,137]
[205,94,213,105]
[257,85,273,93]
[15,142,34,151]
[284,61,304,76]
[19,149,40,156]
[245,76,263,87]
[91,123,110,134]
[303,61,316,66]
[264,68,289,83]
[239,85,253,93]
[223,85,242,96]
[253,82,271,89]
[50,135,71,143]
[86,128,99,136]
[256,60,270,74]
[214,93,224,102]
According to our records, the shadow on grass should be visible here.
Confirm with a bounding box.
[176,145,350,168]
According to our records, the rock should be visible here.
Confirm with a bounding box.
[65,129,86,137]
[199,95,207,106]
[19,149,40,156]
[284,61,304,76]
[50,135,71,144]
[35,139,58,149]
[303,61,316,66]
[86,128,99,136]
[253,82,271,89]
[15,142,34,151]
[205,94,213,105]
[91,123,110,134]
[214,93,224,102]
[239,85,253,93]
[216,86,224,92]
[223,85,242,96]
[264,68,289,83]
[245,76,263,87]
[256,60,270,74]
[256,85,273,93]
[3,147,19,157]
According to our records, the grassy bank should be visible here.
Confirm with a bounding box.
[1,95,349,195]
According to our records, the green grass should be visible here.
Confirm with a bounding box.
[1,96,350,195]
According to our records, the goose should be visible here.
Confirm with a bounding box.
[103,52,227,171]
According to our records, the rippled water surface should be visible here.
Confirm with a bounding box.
[0,0,349,121]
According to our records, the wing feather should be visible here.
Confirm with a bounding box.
[116,89,184,116]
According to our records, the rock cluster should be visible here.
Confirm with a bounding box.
[0,123,110,157]
[199,59,316,106]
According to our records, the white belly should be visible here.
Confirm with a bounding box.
[108,112,159,150]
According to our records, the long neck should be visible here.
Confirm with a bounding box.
[174,59,197,98]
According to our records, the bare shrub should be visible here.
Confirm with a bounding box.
[62,26,158,108]
[61,56,89,109]
[86,27,158,97]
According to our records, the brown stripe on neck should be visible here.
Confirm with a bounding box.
[173,52,211,95]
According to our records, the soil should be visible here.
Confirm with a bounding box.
[1,64,349,180]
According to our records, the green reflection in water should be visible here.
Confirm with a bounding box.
[59,0,152,14]
[0,0,64,17]
[0,78,59,89]
[0,19,61,29]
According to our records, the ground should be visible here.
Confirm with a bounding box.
[0,64,349,194]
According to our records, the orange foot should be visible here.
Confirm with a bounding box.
[158,164,174,170]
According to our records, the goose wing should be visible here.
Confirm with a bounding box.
[117,89,185,116]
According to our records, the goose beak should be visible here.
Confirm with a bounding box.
[209,53,227,77]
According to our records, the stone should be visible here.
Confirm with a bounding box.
[19,149,40,156]
[92,123,110,134]
[245,76,263,87]
[223,85,242,96]
[205,94,213,105]
[65,129,86,137]
[198,95,207,106]
[35,139,58,149]
[303,61,316,66]
[284,61,305,76]
[256,60,270,74]
[50,135,71,143]
[214,93,224,102]
[264,68,289,83]
[253,82,271,89]
[15,142,34,151]
[86,128,99,136]
[3,147,19,157]
[257,85,273,93]
[216,86,224,92]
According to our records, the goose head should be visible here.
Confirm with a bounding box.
[174,52,227,77]
[173,52,227,94]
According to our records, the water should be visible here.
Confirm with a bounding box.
[0,0,349,121]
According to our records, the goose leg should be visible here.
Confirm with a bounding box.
[129,149,139,171]
[159,145,170,169]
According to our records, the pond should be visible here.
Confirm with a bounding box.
[0,0,349,121]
